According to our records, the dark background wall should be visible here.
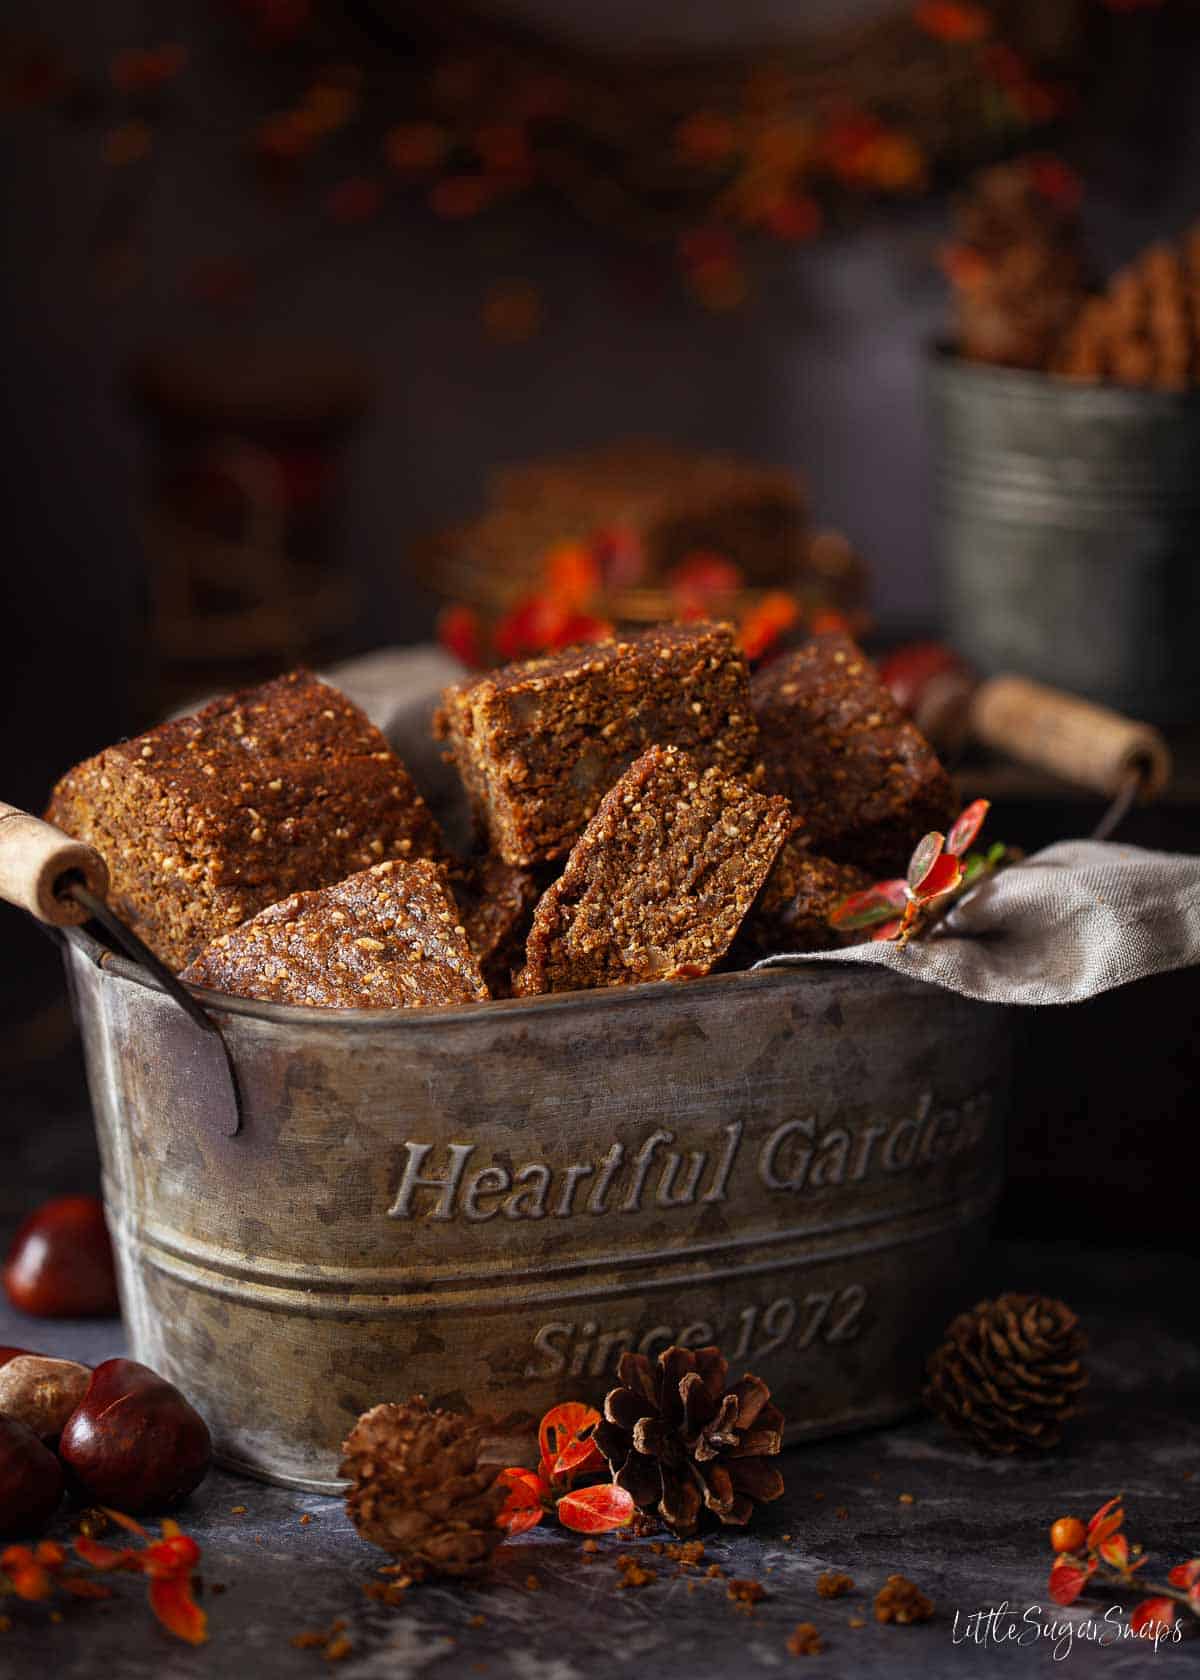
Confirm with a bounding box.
[4,4,1200,805]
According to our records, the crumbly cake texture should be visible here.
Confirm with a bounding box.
[46,669,443,971]
[181,859,488,1008]
[751,633,955,879]
[516,745,790,996]
[450,853,541,997]
[436,622,759,868]
[743,843,871,956]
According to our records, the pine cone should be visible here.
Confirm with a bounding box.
[924,1294,1087,1455]
[340,1397,508,1579]
[950,161,1087,372]
[592,1345,785,1538]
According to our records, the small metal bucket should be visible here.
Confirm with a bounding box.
[929,347,1200,724]
[63,928,1010,1492]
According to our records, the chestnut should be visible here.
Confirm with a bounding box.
[4,1195,119,1318]
[58,1359,211,1513]
[0,1416,64,1538]
[0,1355,91,1439]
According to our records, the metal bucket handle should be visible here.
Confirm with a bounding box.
[0,802,242,1135]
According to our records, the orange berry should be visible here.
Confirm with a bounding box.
[1050,1516,1086,1554]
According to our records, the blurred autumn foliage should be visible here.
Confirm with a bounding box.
[2,0,1173,322]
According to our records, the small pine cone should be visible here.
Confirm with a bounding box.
[593,1346,785,1538]
[787,1622,824,1655]
[924,1293,1086,1456]
[950,161,1087,372]
[874,1574,934,1625]
[340,1398,508,1580]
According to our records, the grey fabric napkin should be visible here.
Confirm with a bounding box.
[754,840,1200,1004]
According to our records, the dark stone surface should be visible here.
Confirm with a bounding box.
[0,1242,1195,1677]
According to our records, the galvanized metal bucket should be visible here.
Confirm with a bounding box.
[929,347,1200,725]
[61,926,1010,1492]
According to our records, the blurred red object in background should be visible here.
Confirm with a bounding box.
[4,1197,119,1320]
[878,639,965,712]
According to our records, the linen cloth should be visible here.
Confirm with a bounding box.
[754,840,1200,1004]
[330,646,1200,1008]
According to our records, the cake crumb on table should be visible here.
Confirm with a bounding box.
[616,1554,658,1589]
[874,1574,935,1625]
[727,1578,767,1608]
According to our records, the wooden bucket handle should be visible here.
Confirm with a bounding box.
[968,677,1172,803]
[0,802,242,1136]
[0,803,109,927]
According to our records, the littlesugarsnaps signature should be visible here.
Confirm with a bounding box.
[951,1603,1183,1660]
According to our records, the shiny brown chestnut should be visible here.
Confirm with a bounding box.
[4,1195,119,1318]
[0,1355,92,1439]
[0,1416,65,1537]
[58,1359,212,1513]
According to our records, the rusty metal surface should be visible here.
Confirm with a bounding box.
[65,928,1012,1492]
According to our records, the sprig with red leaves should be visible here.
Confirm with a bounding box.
[1,1540,103,1604]
[830,798,1013,946]
[73,1508,207,1644]
[1,1511,207,1645]
[1049,1498,1200,1639]
[498,1403,634,1538]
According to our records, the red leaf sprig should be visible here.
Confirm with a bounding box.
[0,1511,206,1644]
[497,1403,635,1538]
[830,798,1010,946]
[1,1541,80,1603]
[77,1509,207,1645]
[1048,1496,1199,1641]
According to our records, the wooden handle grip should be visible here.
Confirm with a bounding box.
[0,803,109,927]
[969,677,1171,800]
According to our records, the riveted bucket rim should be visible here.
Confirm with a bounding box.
[926,338,1200,413]
[62,921,941,1033]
